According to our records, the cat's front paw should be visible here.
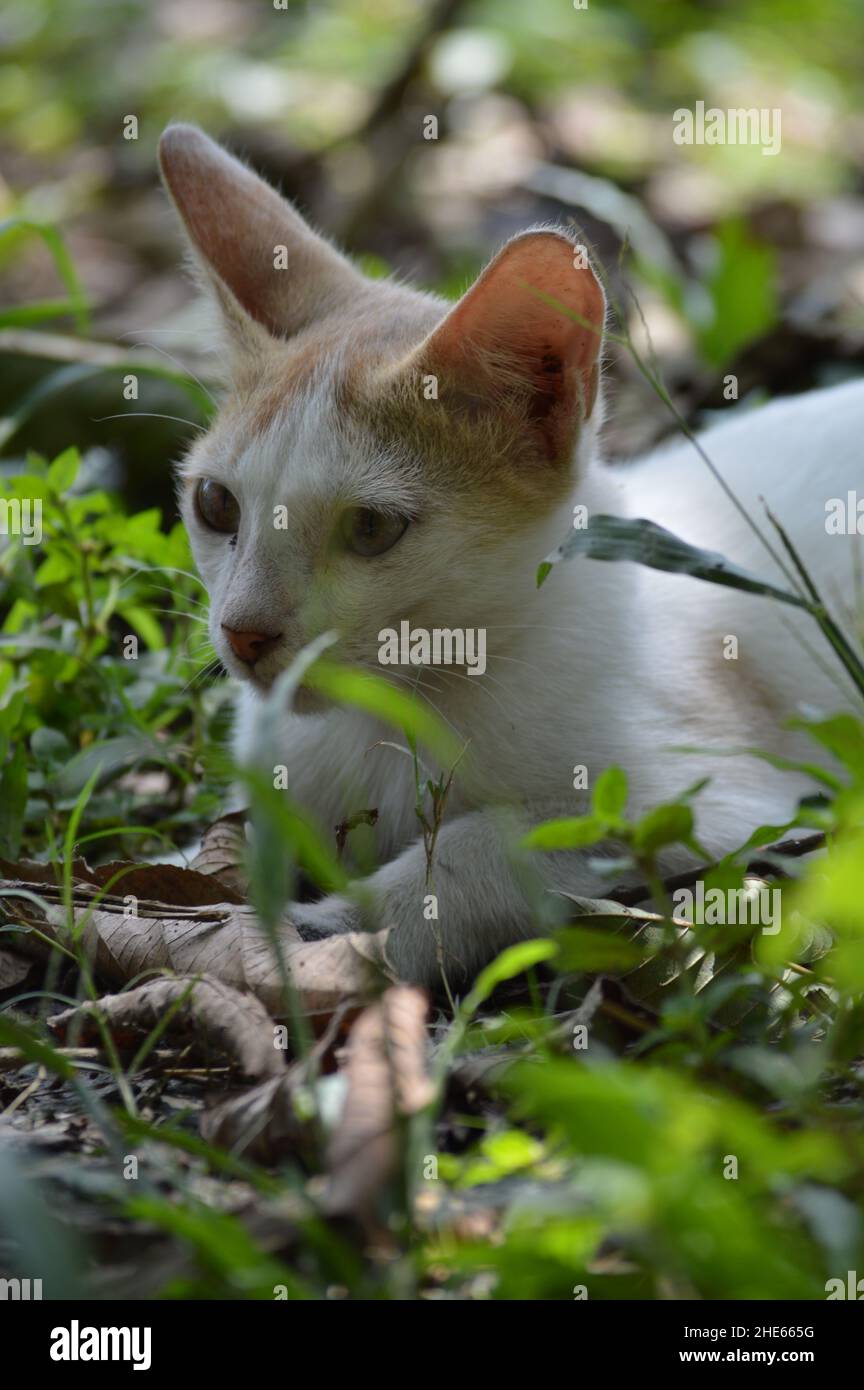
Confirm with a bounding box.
[289,894,361,942]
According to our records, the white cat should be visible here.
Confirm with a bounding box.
[159,124,862,986]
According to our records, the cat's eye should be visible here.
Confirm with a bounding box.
[195,479,240,534]
[341,506,409,557]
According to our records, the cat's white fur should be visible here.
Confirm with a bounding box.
[160,124,862,986]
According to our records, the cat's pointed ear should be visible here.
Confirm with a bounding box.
[415,230,605,463]
[158,124,363,349]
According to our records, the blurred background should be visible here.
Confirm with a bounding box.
[1,0,864,511]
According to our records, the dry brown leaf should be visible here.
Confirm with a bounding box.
[48,976,286,1082]
[0,854,245,906]
[323,984,434,1220]
[201,1073,308,1159]
[189,814,250,896]
[0,861,393,1018]
[0,945,35,996]
[200,1002,359,1158]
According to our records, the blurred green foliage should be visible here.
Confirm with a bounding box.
[2,0,860,181]
[0,448,229,858]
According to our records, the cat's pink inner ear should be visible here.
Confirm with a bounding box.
[422,232,605,457]
[159,124,361,339]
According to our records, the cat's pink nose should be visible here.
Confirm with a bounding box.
[222,625,282,665]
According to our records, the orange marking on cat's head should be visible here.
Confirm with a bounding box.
[162,125,607,526]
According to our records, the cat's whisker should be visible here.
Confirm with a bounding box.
[433,663,514,712]
[131,581,210,612]
[372,658,514,718]
[184,632,218,654]
[90,412,207,431]
[180,657,224,696]
[145,606,209,626]
[484,652,544,674]
[116,566,209,597]
[390,652,513,697]
[146,565,209,591]
[356,661,466,743]
[484,623,579,637]
[124,338,218,408]
[118,327,204,335]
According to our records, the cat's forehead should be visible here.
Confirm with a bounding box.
[205,335,417,504]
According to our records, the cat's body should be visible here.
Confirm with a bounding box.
[159,125,862,986]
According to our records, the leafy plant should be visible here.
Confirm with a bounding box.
[0,446,230,861]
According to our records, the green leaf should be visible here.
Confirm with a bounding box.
[118,603,165,652]
[0,1015,75,1080]
[0,743,27,857]
[464,939,559,1013]
[556,925,646,973]
[0,299,80,328]
[793,713,864,783]
[522,814,607,851]
[538,514,807,611]
[30,726,71,763]
[124,1195,307,1298]
[47,446,80,495]
[35,551,75,587]
[632,803,694,855]
[55,733,160,797]
[0,217,90,333]
[695,220,777,368]
[304,657,459,763]
[592,766,628,822]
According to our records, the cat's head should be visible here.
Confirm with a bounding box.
[159,124,606,701]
